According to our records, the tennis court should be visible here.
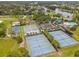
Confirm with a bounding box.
[26,34,55,57]
[49,30,78,47]
[24,24,40,34]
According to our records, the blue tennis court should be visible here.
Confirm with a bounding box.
[49,30,78,47]
[24,24,40,34]
[26,34,55,57]
[12,26,19,33]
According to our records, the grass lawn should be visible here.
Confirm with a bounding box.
[20,25,27,48]
[72,27,79,41]
[0,15,26,22]
[0,39,19,57]
[20,25,25,39]
[61,44,79,57]
[51,44,79,57]
[0,16,18,22]
[47,11,55,16]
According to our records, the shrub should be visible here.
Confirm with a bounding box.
[7,51,20,57]
[70,25,78,31]
[18,47,28,57]
[7,48,28,57]
[74,50,79,57]
[0,22,6,37]
[13,35,23,44]
[52,40,60,48]
[42,29,60,48]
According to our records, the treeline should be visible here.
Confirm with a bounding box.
[0,1,79,15]
[0,4,32,15]
[42,29,60,49]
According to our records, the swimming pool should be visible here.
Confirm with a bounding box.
[26,34,56,57]
[49,30,78,47]
[12,26,20,33]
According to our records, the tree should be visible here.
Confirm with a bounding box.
[69,25,78,31]
[7,48,28,57]
[7,51,20,57]
[73,11,79,22]
[33,12,51,24]
[18,16,27,26]
[16,35,23,44]
[0,30,6,37]
[74,50,79,57]
[53,13,62,18]
[51,18,57,23]
[42,29,60,48]
[42,29,53,42]
[0,22,7,37]
[52,40,60,48]
[18,47,28,57]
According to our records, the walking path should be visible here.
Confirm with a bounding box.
[56,49,63,56]
[19,41,25,48]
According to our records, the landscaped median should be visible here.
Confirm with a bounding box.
[41,29,60,50]
[19,25,29,56]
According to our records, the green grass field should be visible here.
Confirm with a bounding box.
[47,11,55,16]
[61,44,79,57]
[0,39,19,57]
[72,27,79,41]
[51,44,79,57]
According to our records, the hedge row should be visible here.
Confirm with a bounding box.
[42,29,60,48]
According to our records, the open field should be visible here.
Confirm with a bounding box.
[0,39,19,56]
[61,44,79,57]
[26,34,56,57]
